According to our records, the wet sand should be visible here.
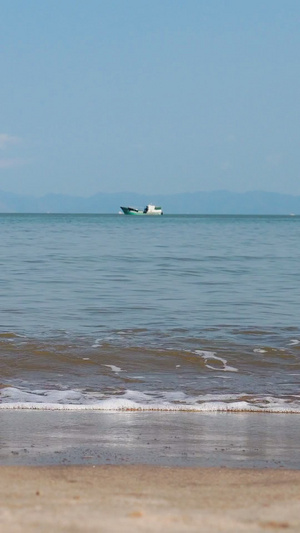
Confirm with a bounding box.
[1,411,300,532]
[1,410,300,468]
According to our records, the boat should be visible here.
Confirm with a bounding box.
[120,204,163,215]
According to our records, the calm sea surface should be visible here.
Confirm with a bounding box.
[1,214,300,412]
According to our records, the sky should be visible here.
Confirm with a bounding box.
[1,0,300,197]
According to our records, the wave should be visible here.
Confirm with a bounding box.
[1,387,299,413]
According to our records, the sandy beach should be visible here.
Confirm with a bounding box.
[1,411,300,532]
[1,465,300,532]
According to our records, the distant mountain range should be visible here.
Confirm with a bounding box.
[0,189,300,215]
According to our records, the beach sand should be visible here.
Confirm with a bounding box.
[1,465,300,532]
[1,411,300,532]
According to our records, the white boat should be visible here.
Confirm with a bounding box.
[120,204,163,215]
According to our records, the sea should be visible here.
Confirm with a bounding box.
[1,213,300,414]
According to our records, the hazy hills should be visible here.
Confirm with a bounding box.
[0,189,300,215]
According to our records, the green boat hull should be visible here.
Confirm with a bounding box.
[121,207,144,215]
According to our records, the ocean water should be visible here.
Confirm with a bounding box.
[0,213,299,413]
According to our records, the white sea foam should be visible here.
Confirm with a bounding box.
[92,338,102,348]
[288,339,300,346]
[1,387,300,413]
[103,364,124,373]
[195,350,238,372]
[253,348,267,353]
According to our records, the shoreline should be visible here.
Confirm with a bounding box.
[1,410,300,469]
[1,465,300,532]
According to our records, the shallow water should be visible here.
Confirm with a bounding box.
[1,214,300,412]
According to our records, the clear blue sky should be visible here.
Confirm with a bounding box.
[1,0,300,197]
